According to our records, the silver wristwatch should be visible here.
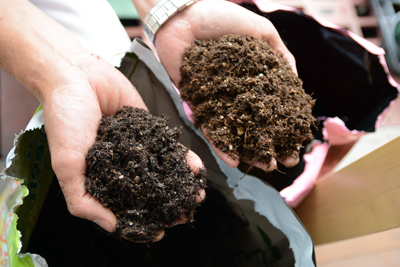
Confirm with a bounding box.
[142,0,197,43]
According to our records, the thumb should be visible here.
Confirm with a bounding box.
[52,148,117,232]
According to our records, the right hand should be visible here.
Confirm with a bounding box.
[41,52,205,241]
[0,0,204,241]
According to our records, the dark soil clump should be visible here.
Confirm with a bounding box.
[85,106,206,242]
[179,34,316,163]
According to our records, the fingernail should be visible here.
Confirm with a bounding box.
[94,218,113,232]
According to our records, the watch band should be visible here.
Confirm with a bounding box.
[143,0,197,43]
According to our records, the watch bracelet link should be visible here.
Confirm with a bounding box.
[143,0,197,43]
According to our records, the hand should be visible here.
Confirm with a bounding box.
[40,53,144,233]
[41,53,205,240]
[0,0,204,241]
[154,0,299,171]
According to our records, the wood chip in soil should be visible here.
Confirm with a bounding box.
[179,34,317,164]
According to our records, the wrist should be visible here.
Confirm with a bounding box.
[141,0,199,43]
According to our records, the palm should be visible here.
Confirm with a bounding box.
[155,1,299,170]
[42,56,148,232]
[42,55,203,238]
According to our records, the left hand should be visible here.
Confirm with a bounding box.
[154,0,299,171]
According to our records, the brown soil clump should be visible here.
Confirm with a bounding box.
[179,34,316,163]
[85,106,206,242]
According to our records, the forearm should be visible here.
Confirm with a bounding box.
[0,0,90,103]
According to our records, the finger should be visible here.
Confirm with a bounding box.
[277,151,300,168]
[166,206,197,228]
[52,150,117,232]
[63,180,117,233]
[243,157,277,172]
[185,150,206,202]
[185,148,203,175]
[196,188,206,204]
[165,190,204,228]
[85,194,118,232]
[151,230,166,243]
[200,124,239,168]
[167,213,188,228]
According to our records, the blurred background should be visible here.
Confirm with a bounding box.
[4,0,400,161]
[2,0,400,160]
[1,0,400,265]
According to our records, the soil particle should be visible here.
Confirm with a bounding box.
[85,106,206,242]
[179,34,316,163]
